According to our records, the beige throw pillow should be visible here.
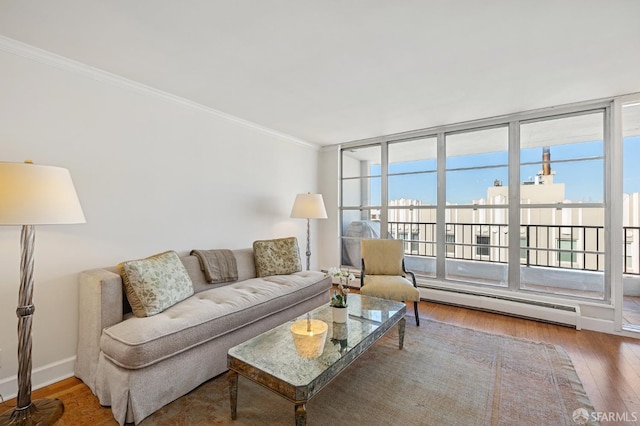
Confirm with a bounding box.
[118,250,194,317]
[253,237,302,277]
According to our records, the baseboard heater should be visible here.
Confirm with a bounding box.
[422,286,581,329]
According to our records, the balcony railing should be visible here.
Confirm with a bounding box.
[387,221,640,276]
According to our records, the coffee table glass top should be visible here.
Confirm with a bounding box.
[227,294,405,388]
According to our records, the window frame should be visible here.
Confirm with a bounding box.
[338,97,617,303]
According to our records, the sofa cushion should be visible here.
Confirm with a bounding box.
[253,237,302,277]
[118,251,194,317]
[360,275,420,302]
[100,270,329,369]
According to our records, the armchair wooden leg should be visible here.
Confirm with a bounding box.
[414,301,420,326]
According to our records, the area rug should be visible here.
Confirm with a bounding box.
[136,320,596,425]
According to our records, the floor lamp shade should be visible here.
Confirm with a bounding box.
[0,162,85,225]
[289,193,328,220]
[290,193,327,271]
[0,161,85,426]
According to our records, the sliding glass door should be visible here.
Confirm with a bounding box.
[519,111,605,300]
[622,101,640,329]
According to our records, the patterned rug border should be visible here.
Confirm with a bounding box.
[415,318,597,413]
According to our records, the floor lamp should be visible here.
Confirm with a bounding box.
[0,161,85,426]
[290,193,327,270]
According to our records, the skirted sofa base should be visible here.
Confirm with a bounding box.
[74,247,331,425]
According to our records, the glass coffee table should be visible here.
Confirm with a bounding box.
[227,294,406,425]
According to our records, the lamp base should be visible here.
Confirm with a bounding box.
[0,399,64,426]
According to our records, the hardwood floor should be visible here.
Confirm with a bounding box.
[1,298,639,425]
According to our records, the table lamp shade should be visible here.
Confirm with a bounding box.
[290,319,328,359]
[290,193,327,219]
[0,162,85,225]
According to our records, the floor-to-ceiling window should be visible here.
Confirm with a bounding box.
[444,126,509,287]
[338,97,630,303]
[340,145,381,269]
[519,111,605,300]
[388,136,438,277]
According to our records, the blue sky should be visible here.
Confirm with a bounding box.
[369,136,640,205]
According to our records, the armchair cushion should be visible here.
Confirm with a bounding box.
[360,275,420,302]
[361,239,404,275]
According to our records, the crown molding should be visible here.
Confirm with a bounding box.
[0,35,317,149]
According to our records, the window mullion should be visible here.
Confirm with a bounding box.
[508,121,521,291]
[380,141,389,237]
[607,103,620,306]
[436,132,446,279]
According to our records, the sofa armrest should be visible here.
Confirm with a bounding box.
[74,268,123,392]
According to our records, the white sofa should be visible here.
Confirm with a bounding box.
[74,245,331,425]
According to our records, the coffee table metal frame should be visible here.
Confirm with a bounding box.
[227,294,406,425]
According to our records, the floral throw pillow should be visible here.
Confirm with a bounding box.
[118,250,194,317]
[253,237,302,277]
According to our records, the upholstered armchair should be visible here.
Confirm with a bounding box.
[360,239,420,326]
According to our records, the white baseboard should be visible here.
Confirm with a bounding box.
[580,317,615,334]
[419,286,626,335]
[421,287,580,328]
[0,356,76,402]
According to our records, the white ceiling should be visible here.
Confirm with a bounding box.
[1,1,639,146]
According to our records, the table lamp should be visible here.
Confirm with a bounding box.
[290,314,328,359]
[0,161,85,426]
[290,193,327,270]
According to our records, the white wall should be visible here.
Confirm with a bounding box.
[317,146,340,270]
[0,46,321,397]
